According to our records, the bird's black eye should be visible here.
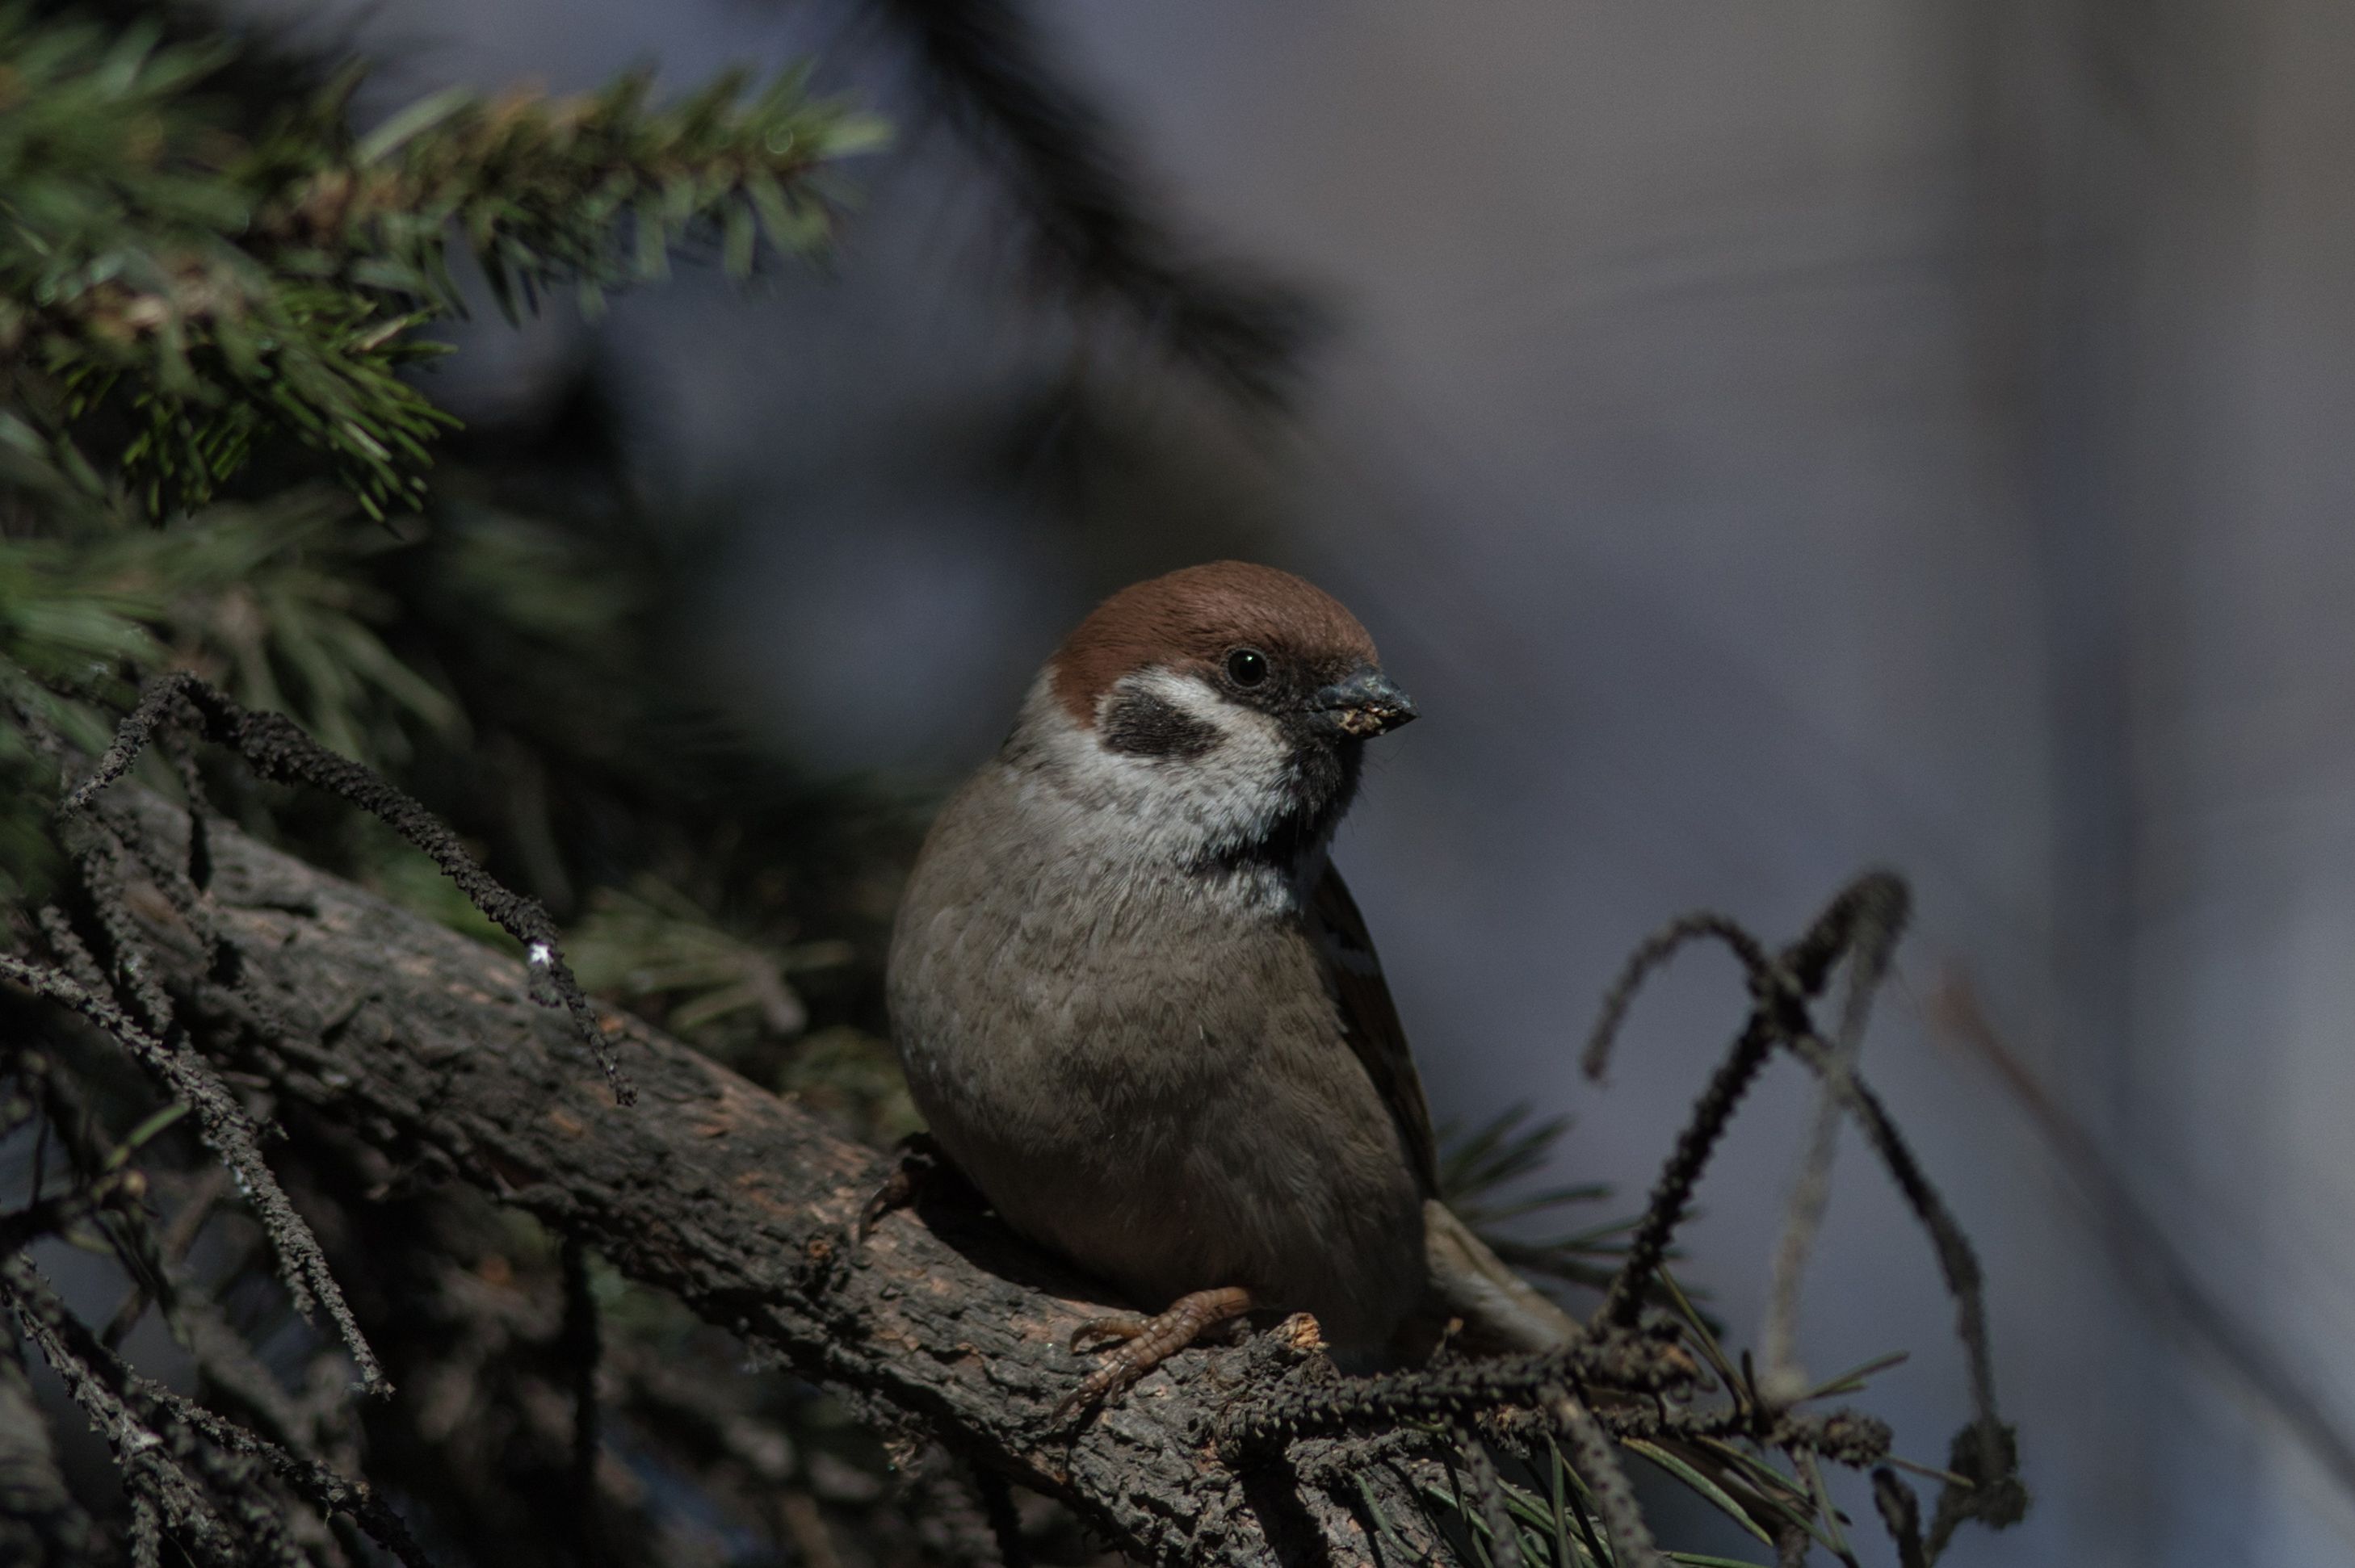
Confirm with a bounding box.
[1225,647,1270,687]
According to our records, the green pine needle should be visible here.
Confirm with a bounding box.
[0,4,884,521]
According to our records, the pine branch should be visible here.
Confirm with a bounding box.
[246,63,886,321]
[0,9,883,520]
[15,775,2013,1566]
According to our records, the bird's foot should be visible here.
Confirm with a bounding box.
[855,1132,959,1242]
[1054,1285,1253,1420]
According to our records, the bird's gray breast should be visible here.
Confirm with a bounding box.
[886,763,1426,1351]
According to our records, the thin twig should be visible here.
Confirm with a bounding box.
[1871,1466,1928,1568]
[1548,1394,1661,1568]
[1762,874,1909,1399]
[1218,1332,1696,1452]
[2,1260,241,1568]
[1782,1034,2000,1461]
[1582,912,1774,1083]
[67,673,636,1105]
[1458,1437,1524,1567]
[0,952,387,1393]
[1597,1011,1779,1328]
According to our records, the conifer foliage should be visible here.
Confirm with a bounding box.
[0,6,877,522]
[0,5,2025,1565]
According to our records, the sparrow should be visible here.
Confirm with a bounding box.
[887,561,1572,1414]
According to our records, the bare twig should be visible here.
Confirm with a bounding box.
[1456,1437,1525,1567]
[1781,1033,2003,1469]
[1580,874,2022,1564]
[1597,1011,1781,1331]
[1582,913,1774,1083]
[0,951,386,1393]
[1762,874,1909,1399]
[2,1259,241,1568]
[65,671,634,1105]
[1871,1466,1928,1568]
[1549,1394,1661,1568]
[0,1321,96,1562]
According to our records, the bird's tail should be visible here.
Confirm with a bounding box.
[1421,1197,1580,1354]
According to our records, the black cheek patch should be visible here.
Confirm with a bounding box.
[1100,691,1221,760]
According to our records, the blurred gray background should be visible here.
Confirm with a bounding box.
[233,1,2355,1562]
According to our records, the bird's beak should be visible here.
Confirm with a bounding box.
[1310,667,1418,737]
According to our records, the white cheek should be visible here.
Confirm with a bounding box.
[1118,670,1293,823]
[1016,669,1299,874]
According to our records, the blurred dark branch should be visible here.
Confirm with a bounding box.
[2,1254,430,1568]
[871,0,1321,406]
[0,941,386,1394]
[2,1258,241,1568]
[0,1317,95,1566]
[1935,976,2355,1515]
[559,1235,602,1560]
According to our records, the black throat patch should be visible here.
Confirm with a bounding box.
[1098,690,1220,760]
[1188,736,1364,880]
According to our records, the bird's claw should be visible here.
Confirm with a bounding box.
[854,1132,951,1243]
[1052,1285,1253,1423]
[1068,1313,1148,1352]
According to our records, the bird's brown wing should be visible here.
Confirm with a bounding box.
[1308,863,1441,1197]
[1313,866,1580,1353]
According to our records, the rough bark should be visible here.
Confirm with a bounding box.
[117,790,1445,1566]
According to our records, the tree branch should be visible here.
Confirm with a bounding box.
[111,788,1426,1566]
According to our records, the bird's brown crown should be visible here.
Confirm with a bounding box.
[1050,562,1381,724]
